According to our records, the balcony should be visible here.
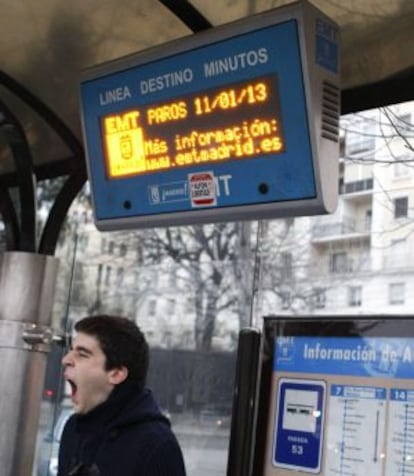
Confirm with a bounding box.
[311,218,371,244]
[308,254,372,278]
[340,178,374,203]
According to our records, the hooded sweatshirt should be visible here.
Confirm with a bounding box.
[57,380,186,476]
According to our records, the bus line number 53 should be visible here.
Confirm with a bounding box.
[292,444,304,455]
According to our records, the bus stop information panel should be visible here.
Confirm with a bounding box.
[80,0,340,230]
[259,316,414,476]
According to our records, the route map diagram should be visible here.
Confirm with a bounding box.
[264,336,414,476]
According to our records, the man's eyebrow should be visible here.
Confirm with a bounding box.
[73,345,93,355]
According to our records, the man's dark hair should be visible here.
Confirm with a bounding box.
[74,315,149,384]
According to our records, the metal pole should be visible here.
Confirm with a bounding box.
[227,328,262,476]
[0,251,59,476]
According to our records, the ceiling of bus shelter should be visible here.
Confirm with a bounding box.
[1,0,414,182]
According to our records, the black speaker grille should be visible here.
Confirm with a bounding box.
[321,81,340,142]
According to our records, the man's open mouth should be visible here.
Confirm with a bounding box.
[67,379,78,398]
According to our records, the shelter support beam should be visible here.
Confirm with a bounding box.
[0,252,59,476]
[0,71,86,255]
[158,0,212,32]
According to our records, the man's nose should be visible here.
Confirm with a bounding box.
[62,350,73,366]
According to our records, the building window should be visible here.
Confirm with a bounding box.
[348,286,362,307]
[167,298,176,314]
[97,264,103,286]
[365,209,372,230]
[346,121,375,156]
[119,243,127,257]
[108,241,115,254]
[280,291,291,310]
[116,266,124,285]
[104,265,112,285]
[389,283,405,305]
[148,299,157,316]
[394,197,408,218]
[78,234,89,251]
[330,252,349,274]
[185,297,195,313]
[312,288,326,309]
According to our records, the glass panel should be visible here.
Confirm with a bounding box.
[37,220,256,475]
[31,98,414,474]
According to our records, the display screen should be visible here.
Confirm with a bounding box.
[80,5,340,228]
[101,74,285,178]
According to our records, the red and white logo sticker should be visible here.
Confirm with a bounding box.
[189,172,217,207]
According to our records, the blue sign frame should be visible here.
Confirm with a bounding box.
[80,1,340,229]
[258,317,414,476]
[273,378,325,472]
[274,336,414,379]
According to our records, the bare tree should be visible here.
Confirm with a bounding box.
[142,222,256,350]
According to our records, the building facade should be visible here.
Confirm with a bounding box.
[258,101,414,318]
[55,102,414,348]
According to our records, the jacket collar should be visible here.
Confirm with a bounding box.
[74,379,145,433]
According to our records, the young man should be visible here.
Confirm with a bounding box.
[58,315,186,476]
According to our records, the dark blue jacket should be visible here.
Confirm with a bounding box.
[58,381,186,476]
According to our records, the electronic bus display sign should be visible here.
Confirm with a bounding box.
[80,0,340,230]
[258,316,414,476]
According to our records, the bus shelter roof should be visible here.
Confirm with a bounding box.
[0,0,413,179]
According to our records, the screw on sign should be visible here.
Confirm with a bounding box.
[189,172,217,207]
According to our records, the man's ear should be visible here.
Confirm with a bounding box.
[108,366,128,385]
